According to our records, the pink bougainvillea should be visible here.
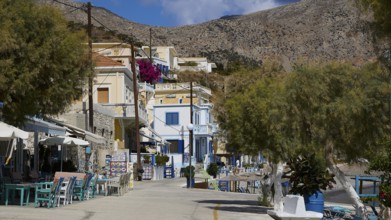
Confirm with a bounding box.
[137,59,161,84]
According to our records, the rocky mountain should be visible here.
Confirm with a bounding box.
[36,0,389,68]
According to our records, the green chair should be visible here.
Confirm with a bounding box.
[73,173,93,201]
[88,174,98,199]
[34,177,64,208]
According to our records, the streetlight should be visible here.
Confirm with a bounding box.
[187,123,193,188]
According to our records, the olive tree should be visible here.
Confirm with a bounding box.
[284,62,390,218]
[0,0,90,125]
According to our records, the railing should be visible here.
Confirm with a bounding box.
[100,103,148,125]
[139,82,154,93]
[193,124,213,135]
[155,83,190,90]
[177,66,208,72]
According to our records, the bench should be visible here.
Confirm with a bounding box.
[54,172,86,181]
[267,195,323,220]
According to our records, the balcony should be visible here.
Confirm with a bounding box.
[193,124,214,136]
[139,82,155,93]
[100,103,148,125]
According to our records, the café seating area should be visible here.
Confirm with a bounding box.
[0,171,132,208]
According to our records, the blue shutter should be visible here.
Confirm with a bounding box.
[166,112,179,125]
[178,140,184,154]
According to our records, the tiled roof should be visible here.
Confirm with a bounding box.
[92,53,124,67]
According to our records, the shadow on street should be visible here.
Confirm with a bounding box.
[196,199,272,214]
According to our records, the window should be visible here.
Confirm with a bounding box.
[195,112,200,125]
[97,88,109,103]
[167,140,184,153]
[166,112,179,125]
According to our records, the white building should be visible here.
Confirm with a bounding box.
[153,83,216,170]
[174,57,217,73]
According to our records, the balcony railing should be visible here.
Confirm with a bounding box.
[100,103,148,125]
[139,82,154,93]
[193,124,214,135]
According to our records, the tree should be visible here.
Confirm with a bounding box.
[221,62,289,210]
[137,59,161,84]
[0,0,90,126]
[284,62,390,218]
[219,61,390,214]
[367,142,391,218]
[360,0,391,34]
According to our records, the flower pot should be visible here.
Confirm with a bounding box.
[304,191,324,214]
[186,177,195,188]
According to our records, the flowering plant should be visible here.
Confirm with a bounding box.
[379,184,391,207]
[137,59,161,84]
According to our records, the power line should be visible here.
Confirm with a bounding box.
[153,115,182,133]
[52,0,83,10]
[64,7,80,15]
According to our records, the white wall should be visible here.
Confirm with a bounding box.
[153,104,194,168]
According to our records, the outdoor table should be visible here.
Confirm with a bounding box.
[5,183,32,206]
[96,178,109,196]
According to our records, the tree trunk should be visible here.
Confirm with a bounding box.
[272,161,284,211]
[325,139,367,219]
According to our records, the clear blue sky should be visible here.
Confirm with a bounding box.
[77,0,300,27]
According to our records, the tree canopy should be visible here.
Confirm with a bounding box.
[216,62,288,161]
[219,61,390,214]
[285,62,390,161]
[0,0,90,126]
[219,61,390,161]
[361,0,391,34]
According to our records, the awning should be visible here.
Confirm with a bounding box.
[85,131,106,145]
[39,136,89,146]
[45,118,106,145]
[24,117,66,136]
[0,121,29,140]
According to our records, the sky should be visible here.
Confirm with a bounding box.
[77,0,300,27]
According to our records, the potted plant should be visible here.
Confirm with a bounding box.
[285,153,336,214]
[156,154,169,166]
[183,165,195,188]
[143,155,151,164]
[367,144,391,218]
[207,163,219,178]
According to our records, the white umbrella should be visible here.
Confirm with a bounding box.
[0,121,29,141]
[39,136,89,172]
[39,136,89,146]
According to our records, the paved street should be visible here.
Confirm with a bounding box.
[0,178,275,220]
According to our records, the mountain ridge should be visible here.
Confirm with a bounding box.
[36,0,388,67]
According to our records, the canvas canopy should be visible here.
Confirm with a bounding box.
[39,136,89,146]
[0,121,29,141]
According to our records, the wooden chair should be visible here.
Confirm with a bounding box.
[108,174,124,196]
[73,173,93,201]
[67,176,77,204]
[82,173,94,200]
[58,176,76,206]
[88,174,98,199]
[34,177,64,208]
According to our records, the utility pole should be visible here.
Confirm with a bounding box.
[131,40,142,181]
[87,2,93,132]
[86,2,93,173]
[189,81,193,188]
[149,28,152,63]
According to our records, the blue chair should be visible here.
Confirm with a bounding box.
[34,177,64,208]
[88,174,98,199]
[73,173,93,201]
